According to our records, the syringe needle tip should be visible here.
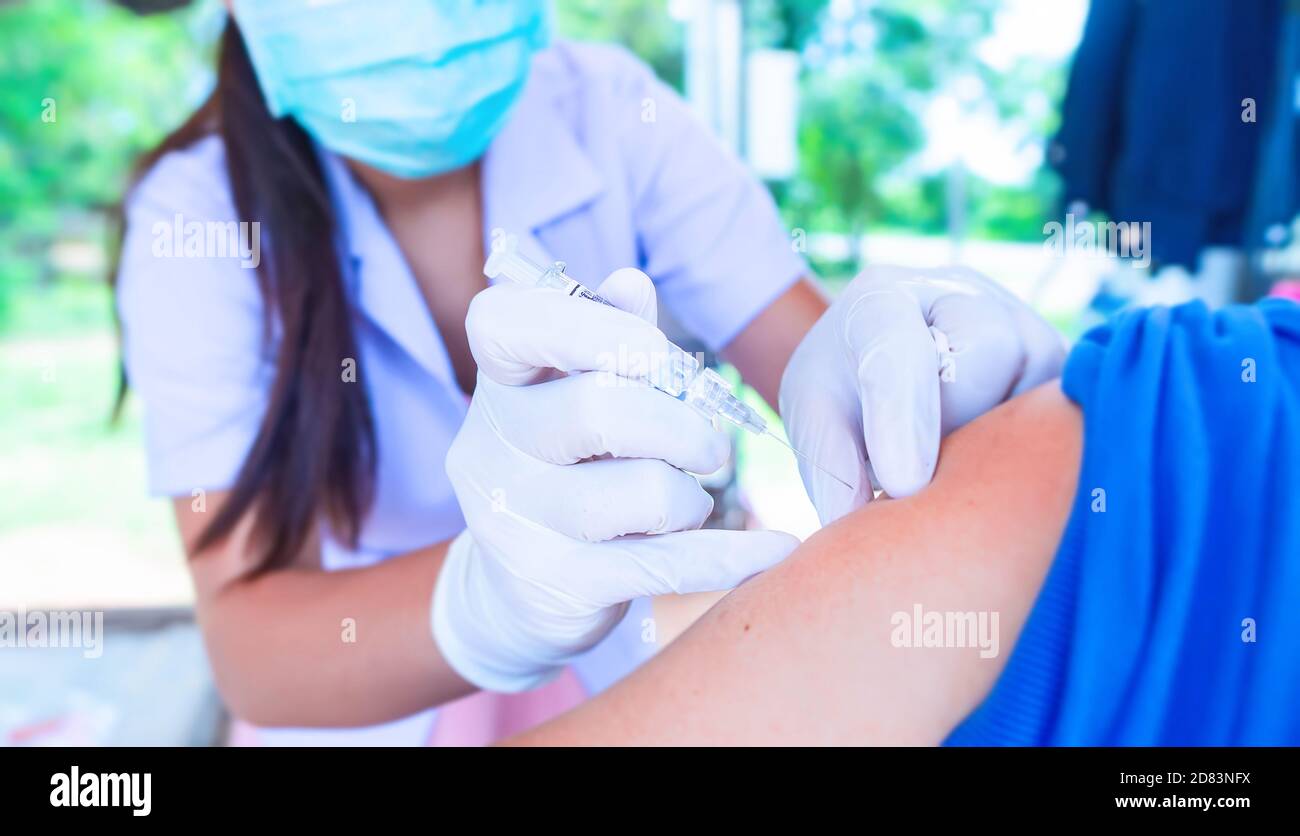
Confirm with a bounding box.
[763,430,855,492]
[827,470,855,491]
[814,464,855,491]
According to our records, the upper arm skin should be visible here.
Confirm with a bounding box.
[512,382,1083,745]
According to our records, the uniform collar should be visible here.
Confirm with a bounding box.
[317,50,605,382]
[318,145,456,385]
[481,53,605,263]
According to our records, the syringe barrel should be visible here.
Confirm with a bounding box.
[483,242,547,287]
[682,367,768,435]
[484,239,614,305]
[482,238,764,433]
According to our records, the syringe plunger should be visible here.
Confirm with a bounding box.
[484,241,548,287]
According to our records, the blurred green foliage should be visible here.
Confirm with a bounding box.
[0,0,215,319]
[0,281,181,575]
[783,0,1065,272]
[564,0,1068,277]
[554,0,687,88]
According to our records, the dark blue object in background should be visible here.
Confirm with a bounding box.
[1052,0,1283,269]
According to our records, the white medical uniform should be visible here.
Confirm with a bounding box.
[116,41,808,745]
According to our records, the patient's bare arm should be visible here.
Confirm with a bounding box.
[512,382,1083,745]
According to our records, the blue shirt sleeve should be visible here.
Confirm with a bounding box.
[946,299,1300,745]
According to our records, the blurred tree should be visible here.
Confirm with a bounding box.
[747,0,831,51]
[797,68,922,265]
[0,0,213,320]
[554,0,685,89]
[787,0,1007,270]
[748,0,1074,272]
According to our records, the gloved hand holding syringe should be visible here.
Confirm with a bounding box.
[484,236,853,490]
[438,240,805,693]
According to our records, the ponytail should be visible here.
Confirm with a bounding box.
[113,19,376,571]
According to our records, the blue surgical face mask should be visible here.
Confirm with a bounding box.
[232,0,549,178]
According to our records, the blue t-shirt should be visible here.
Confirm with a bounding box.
[947,300,1300,745]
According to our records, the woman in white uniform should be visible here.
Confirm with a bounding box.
[114,0,1064,745]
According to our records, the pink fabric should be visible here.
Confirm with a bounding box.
[415,393,589,743]
[226,667,587,747]
[1269,280,1300,302]
[426,667,588,746]
[227,719,261,747]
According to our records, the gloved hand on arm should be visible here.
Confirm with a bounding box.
[434,268,799,693]
[780,264,1067,525]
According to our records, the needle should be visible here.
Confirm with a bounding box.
[762,429,856,492]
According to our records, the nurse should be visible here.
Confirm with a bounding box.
[114,0,1063,744]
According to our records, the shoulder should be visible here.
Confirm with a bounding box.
[1063,300,1300,411]
[520,39,724,193]
[525,38,680,138]
[116,133,265,351]
[126,133,237,221]
[530,39,666,104]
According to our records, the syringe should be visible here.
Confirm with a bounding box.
[483,238,854,491]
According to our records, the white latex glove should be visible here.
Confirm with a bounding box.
[779,264,1067,525]
[434,268,799,693]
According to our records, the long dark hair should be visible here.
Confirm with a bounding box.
[112,19,376,572]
